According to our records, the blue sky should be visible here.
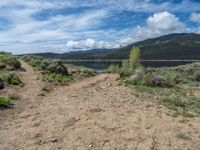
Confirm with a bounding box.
[0,0,200,54]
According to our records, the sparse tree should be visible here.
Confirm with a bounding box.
[121,60,130,77]
[129,47,140,71]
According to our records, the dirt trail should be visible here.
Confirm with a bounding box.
[0,62,200,150]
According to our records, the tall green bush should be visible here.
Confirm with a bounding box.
[121,47,141,77]
[129,47,140,70]
[107,64,120,73]
[121,60,132,76]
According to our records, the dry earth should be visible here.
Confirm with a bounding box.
[0,61,200,150]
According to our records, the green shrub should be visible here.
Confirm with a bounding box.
[42,85,51,92]
[43,73,73,84]
[29,58,41,68]
[40,59,51,70]
[0,97,11,107]
[9,94,21,100]
[23,56,69,76]
[163,95,200,117]
[129,47,141,70]
[107,64,120,73]
[0,62,6,69]
[80,68,96,77]
[7,57,21,70]
[21,55,32,62]
[176,132,191,140]
[46,60,68,75]
[130,69,175,88]
[3,73,22,85]
[0,53,21,70]
[121,60,133,77]
[193,71,200,81]
[119,47,141,77]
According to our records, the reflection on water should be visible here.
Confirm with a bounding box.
[64,60,195,71]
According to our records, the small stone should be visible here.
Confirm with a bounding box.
[146,126,151,129]
[75,117,80,121]
[49,138,58,143]
[32,122,40,127]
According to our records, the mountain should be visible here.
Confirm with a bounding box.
[106,33,200,60]
[32,33,200,60]
[32,48,116,59]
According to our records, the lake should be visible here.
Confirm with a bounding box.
[64,60,199,71]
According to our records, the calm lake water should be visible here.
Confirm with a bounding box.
[64,60,197,71]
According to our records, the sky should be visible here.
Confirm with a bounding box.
[0,0,200,54]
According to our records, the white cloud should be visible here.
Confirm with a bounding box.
[190,13,200,24]
[85,39,96,48]
[66,38,119,50]
[120,11,186,45]
[66,41,80,49]
[147,11,185,32]
[0,8,108,44]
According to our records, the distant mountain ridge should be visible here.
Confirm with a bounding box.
[32,33,200,60]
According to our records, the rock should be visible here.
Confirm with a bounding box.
[19,114,31,119]
[49,137,58,143]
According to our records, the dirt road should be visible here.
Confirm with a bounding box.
[0,61,200,150]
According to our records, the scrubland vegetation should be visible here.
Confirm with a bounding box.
[108,47,200,117]
[22,55,72,84]
[22,55,96,85]
[0,52,22,107]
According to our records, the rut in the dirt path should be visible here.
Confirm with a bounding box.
[0,61,44,120]
[0,61,46,150]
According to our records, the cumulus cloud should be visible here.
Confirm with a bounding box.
[120,11,186,45]
[190,13,200,24]
[66,41,80,49]
[147,11,185,32]
[66,38,119,51]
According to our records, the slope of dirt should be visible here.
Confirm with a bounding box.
[0,61,200,150]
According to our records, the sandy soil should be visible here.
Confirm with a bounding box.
[0,61,200,150]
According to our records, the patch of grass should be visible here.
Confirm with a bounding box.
[176,132,191,140]
[132,85,164,95]
[163,95,200,117]
[0,62,6,69]
[22,56,68,75]
[126,68,176,88]
[0,52,21,70]
[80,67,96,77]
[193,71,200,81]
[43,73,73,85]
[129,83,200,117]
[124,62,200,89]
[129,84,184,96]
[41,85,51,92]
[1,72,22,85]
[107,64,120,73]
[9,94,21,100]
[22,56,74,84]
[0,97,11,108]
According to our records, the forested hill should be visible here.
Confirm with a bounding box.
[34,33,200,60]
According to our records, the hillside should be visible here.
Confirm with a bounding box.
[33,33,200,60]
[107,33,200,60]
